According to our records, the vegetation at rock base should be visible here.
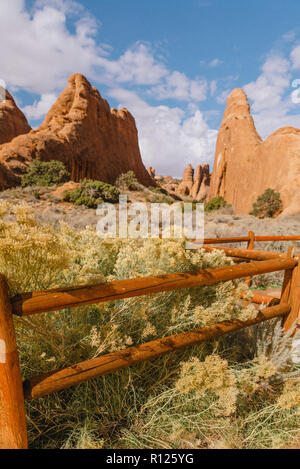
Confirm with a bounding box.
[205,196,230,212]
[250,188,283,218]
[116,170,140,191]
[63,179,120,208]
[0,201,299,449]
[21,160,70,187]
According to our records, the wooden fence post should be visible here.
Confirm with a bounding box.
[245,231,255,286]
[283,252,300,335]
[0,274,28,449]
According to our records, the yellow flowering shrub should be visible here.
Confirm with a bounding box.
[176,355,238,416]
[277,378,300,410]
[0,200,298,449]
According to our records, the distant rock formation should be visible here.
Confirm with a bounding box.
[148,166,156,179]
[208,88,300,216]
[191,164,210,201]
[177,164,194,196]
[0,88,31,145]
[0,74,153,190]
[177,163,210,201]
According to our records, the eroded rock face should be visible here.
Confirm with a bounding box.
[177,163,210,200]
[208,88,300,215]
[148,166,156,179]
[191,164,210,201]
[177,164,194,196]
[0,88,31,145]
[0,74,153,190]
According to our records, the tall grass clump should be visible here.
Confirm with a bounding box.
[0,201,299,449]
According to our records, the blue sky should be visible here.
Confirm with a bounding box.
[2,0,300,176]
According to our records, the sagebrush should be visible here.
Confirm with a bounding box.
[63,179,120,208]
[0,201,298,449]
[250,188,283,218]
[21,160,70,187]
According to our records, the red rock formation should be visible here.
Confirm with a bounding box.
[0,88,31,145]
[191,164,210,201]
[177,163,210,200]
[177,164,194,196]
[197,173,210,201]
[0,74,153,190]
[209,88,300,215]
[148,166,156,179]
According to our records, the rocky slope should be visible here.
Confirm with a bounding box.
[0,74,153,190]
[209,88,300,216]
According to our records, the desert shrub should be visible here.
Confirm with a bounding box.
[205,196,230,212]
[250,188,283,218]
[116,170,140,191]
[63,179,120,208]
[21,160,70,187]
[0,201,299,449]
[149,186,169,196]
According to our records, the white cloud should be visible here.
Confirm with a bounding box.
[108,88,217,176]
[243,53,300,138]
[0,0,218,176]
[291,44,300,70]
[244,55,291,113]
[0,0,103,94]
[216,89,231,104]
[210,80,217,96]
[22,93,57,120]
[208,58,223,67]
[151,71,207,102]
[111,43,168,85]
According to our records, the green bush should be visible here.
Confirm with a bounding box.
[63,179,120,208]
[250,188,283,218]
[21,160,70,187]
[149,186,169,196]
[116,171,140,191]
[205,196,229,212]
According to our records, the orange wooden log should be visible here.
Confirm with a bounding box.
[280,246,295,307]
[245,231,255,286]
[247,231,255,250]
[283,258,300,334]
[240,291,279,306]
[23,303,290,400]
[199,245,287,260]
[11,257,297,317]
[203,236,250,244]
[255,236,300,242]
[0,275,28,449]
[201,235,300,245]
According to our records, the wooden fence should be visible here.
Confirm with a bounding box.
[1,232,300,449]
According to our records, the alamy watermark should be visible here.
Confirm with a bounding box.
[96,195,204,249]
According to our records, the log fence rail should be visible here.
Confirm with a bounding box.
[1,232,300,449]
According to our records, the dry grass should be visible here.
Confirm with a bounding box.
[0,200,299,449]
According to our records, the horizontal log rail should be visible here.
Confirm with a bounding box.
[195,244,289,260]
[11,257,296,317]
[23,303,290,400]
[202,235,300,244]
[240,291,280,306]
[2,232,300,449]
